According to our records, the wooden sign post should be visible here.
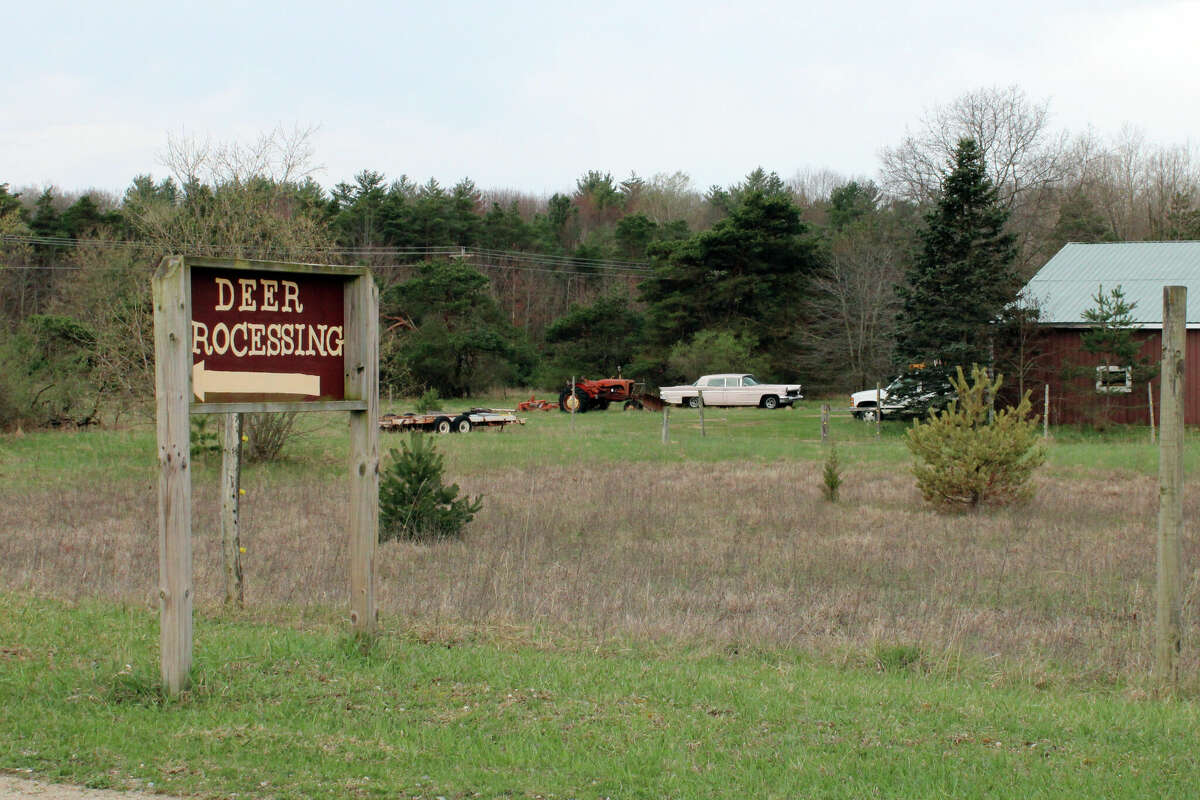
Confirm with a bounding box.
[153,256,378,695]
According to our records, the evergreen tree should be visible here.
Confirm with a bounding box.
[827,180,880,231]
[1076,284,1155,427]
[30,189,61,238]
[542,293,645,378]
[379,435,481,542]
[894,138,1018,370]
[382,260,533,396]
[639,190,820,376]
[0,183,25,222]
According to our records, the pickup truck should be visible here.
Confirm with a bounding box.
[850,371,955,422]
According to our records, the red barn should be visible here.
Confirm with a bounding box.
[1022,242,1200,426]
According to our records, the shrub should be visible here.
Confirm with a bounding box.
[821,444,842,502]
[416,388,442,413]
[243,412,299,462]
[379,434,482,542]
[190,415,221,459]
[666,329,768,383]
[906,365,1045,509]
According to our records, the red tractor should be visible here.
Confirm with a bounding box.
[558,377,662,413]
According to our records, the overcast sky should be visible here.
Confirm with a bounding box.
[4,0,1198,199]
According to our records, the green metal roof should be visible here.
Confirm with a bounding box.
[1023,242,1200,326]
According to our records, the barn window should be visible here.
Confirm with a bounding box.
[1095,365,1132,393]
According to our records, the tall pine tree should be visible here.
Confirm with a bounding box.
[894,138,1018,370]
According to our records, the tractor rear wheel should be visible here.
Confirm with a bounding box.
[559,388,587,413]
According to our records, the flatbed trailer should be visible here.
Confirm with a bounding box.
[379,408,525,434]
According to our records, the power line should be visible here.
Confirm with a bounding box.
[0,235,656,278]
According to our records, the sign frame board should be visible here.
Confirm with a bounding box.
[153,255,379,695]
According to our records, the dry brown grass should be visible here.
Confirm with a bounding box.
[2,462,1197,686]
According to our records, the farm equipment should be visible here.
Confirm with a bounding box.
[379,408,525,434]
[559,377,664,413]
[516,396,559,412]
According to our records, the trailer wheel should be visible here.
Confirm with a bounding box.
[622,399,644,411]
[434,416,452,434]
[452,415,472,433]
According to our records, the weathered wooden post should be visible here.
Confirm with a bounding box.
[661,405,669,444]
[153,256,193,696]
[346,272,379,636]
[821,403,830,443]
[697,388,706,437]
[1148,382,1156,444]
[220,412,244,607]
[1156,285,1186,687]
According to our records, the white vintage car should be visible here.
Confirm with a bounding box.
[659,373,802,409]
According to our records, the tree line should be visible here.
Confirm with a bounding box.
[2,86,1199,430]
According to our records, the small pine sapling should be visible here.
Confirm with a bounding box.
[821,443,842,502]
[379,434,482,542]
[416,388,442,413]
[906,365,1045,509]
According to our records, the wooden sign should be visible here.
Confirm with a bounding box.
[153,255,379,696]
[191,267,347,403]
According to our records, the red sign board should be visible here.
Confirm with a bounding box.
[190,267,346,402]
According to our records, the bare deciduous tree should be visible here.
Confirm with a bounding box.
[880,85,1068,209]
[129,125,332,262]
[787,167,847,205]
[800,222,908,390]
[881,86,1071,272]
[1060,125,1199,241]
[634,171,706,228]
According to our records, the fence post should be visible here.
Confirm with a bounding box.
[661,405,669,444]
[875,382,881,438]
[821,403,830,443]
[698,388,705,437]
[1043,383,1050,439]
[1156,285,1186,687]
[1148,381,1156,445]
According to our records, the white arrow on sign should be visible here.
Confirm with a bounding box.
[192,360,321,401]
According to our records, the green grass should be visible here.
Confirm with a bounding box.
[3,397,1187,485]
[5,399,1200,796]
[2,594,1198,799]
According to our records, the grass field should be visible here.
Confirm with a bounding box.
[2,398,1199,797]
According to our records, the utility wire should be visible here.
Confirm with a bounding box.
[0,235,655,275]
